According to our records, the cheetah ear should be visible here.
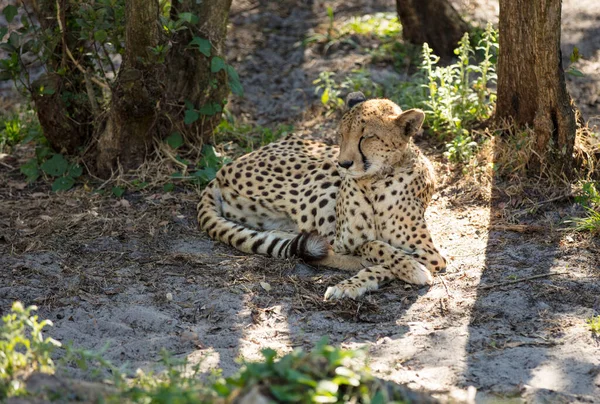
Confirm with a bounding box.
[345,92,366,109]
[395,109,425,138]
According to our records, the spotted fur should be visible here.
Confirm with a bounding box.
[198,93,447,299]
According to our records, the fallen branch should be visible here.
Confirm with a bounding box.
[480,271,569,290]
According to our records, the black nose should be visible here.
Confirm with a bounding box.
[338,161,353,169]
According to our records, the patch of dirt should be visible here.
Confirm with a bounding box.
[1,0,600,402]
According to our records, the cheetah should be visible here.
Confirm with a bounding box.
[197,92,447,299]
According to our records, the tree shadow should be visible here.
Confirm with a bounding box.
[463,172,600,398]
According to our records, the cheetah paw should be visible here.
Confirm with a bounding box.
[324,279,377,300]
[404,262,433,286]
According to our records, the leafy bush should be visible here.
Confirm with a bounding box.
[444,134,479,163]
[417,24,498,139]
[0,302,61,399]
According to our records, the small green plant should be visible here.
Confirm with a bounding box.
[570,182,600,235]
[0,302,61,399]
[304,6,357,54]
[418,25,498,139]
[575,182,600,206]
[341,12,401,39]
[215,117,294,153]
[20,152,83,192]
[587,315,600,336]
[444,134,479,163]
[314,71,345,111]
[340,69,384,99]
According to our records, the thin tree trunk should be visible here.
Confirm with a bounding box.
[496,0,576,178]
[165,0,233,144]
[396,0,469,61]
[96,0,162,175]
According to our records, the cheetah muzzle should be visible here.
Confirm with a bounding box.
[198,92,447,300]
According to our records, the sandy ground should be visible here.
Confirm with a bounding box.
[1,0,600,402]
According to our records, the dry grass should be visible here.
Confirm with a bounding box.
[446,119,599,210]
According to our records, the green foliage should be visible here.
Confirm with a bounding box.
[1,305,417,403]
[23,153,83,192]
[215,116,294,153]
[1,1,243,153]
[444,134,478,163]
[566,47,584,77]
[112,186,125,198]
[571,182,600,235]
[304,10,401,56]
[587,315,600,336]
[313,71,345,111]
[0,302,61,399]
[0,110,42,152]
[341,12,401,39]
[165,132,184,149]
[313,69,384,113]
[417,24,498,139]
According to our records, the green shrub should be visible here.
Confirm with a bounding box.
[0,302,61,399]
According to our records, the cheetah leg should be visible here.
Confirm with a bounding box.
[313,249,371,271]
[324,240,432,300]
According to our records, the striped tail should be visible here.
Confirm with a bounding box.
[197,182,330,261]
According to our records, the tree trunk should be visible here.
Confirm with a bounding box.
[395,0,469,61]
[96,0,163,175]
[165,0,233,144]
[496,0,576,178]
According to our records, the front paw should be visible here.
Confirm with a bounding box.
[405,262,433,285]
[324,277,378,300]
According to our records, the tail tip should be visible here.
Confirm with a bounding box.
[298,232,330,261]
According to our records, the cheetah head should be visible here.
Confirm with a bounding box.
[337,92,425,178]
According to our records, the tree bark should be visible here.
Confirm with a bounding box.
[96,0,163,175]
[165,0,233,144]
[395,0,469,61]
[496,0,576,178]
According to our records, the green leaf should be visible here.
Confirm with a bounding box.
[189,36,211,57]
[261,348,277,363]
[94,30,107,42]
[184,109,199,125]
[0,27,7,39]
[198,102,221,116]
[371,391,385,404]
[163,183,174,192]
[178,12,199,25]
[52,177,75,192]
[3,5,18,23]
[165,132,184,149]
[210,56,226,73]
[225,65,244,96]
[269,385,303,402]
[20,159,39,183]
[112,186,125,197]
[321,87,330,105]
[68,164,83,178]
[192,167,217,183]
[567,67,584,77]
[199,144,221,169]
[41,154,68,177]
